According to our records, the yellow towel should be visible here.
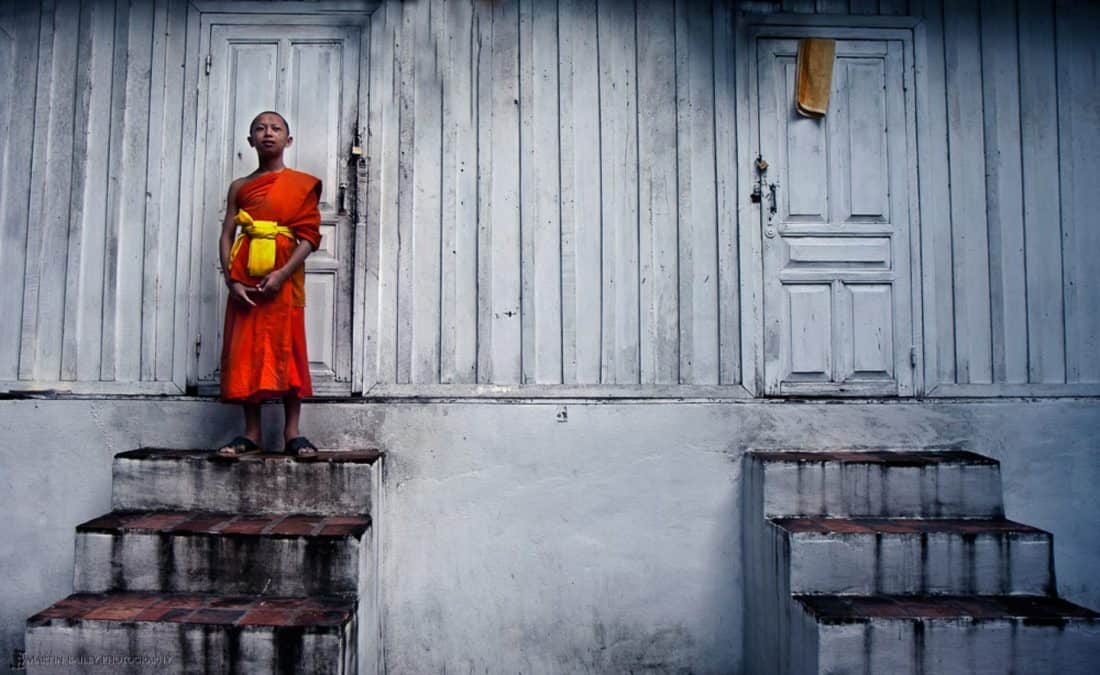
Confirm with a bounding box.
[229,209,295,277]
[796,38,836,118]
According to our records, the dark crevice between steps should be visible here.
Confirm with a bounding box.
[158,532,174,593]
[275,626,305,675]
[110,534,125,591]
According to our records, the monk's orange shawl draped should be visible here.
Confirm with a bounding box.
[220,168,322,403]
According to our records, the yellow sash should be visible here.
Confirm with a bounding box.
[229,209,295,277]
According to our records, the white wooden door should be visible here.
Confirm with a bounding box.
[192,18,363,396]
[756,37,915,396]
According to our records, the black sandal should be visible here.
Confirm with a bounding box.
[284,436,319,460]
[210,436,262,461]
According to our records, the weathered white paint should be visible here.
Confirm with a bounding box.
[754,33,915,396]
[745,449,1100,674]
[2,0,1098,396]
[112,452,376,515]
[193,14,364,395]
[74,530,366,597]
[2,398,1100,672]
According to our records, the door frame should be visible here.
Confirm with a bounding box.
[182,1,376,395]
[735,13,927,398]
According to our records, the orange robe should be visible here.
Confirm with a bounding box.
[220,169,322,403]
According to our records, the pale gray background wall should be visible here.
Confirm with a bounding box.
[2,398,1098,672]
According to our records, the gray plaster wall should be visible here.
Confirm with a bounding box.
[1,398,1098,673]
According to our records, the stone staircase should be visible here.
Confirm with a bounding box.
[24,448,382,674]
[744,450,1100,674]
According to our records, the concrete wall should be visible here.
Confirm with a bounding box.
[1,397,1098,672]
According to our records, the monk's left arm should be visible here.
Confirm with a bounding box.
[257,239,314,295]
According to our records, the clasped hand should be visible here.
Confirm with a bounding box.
[228,270,286,307]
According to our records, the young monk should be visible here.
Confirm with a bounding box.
[215,111,322,459]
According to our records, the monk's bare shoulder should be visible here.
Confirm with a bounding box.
[225,175,252,207]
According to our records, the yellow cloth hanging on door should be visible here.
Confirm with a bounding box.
[796,38,836,118]
[229,208,295,277]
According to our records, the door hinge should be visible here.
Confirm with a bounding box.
[195,333,202,359]
[204,54,212,76]
[910,346,917,368]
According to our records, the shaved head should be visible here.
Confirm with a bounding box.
[249,111,290,135]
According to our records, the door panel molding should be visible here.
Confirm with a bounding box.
[737,18,924,398]
[185,3,371,396]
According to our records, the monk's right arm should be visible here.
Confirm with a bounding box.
[219,180,255,307]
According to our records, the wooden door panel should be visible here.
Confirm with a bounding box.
[759,37,913,396]
[193,19,361,396]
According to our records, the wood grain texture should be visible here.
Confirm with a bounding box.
[558,0,602,385]
[0,2,36,381]
[979,0,1027,384]
[911,0,955,387]
[5,0,1097,397]
[1056,0,1100,383]
[943,0,992,384]
[598,0,640,384]
[519,0,562,384]
[1018,0,1066,384]
[637,0,679,385]
[675,0,719,385]
[715,0,740,386]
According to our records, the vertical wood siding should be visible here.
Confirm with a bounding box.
[912,0,1100,388]
[1,0,188,392]
[2,0,1098,395]
[364,0,741,388]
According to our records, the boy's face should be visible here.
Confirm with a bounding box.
[247,113,292,157]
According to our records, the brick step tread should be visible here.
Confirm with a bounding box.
[117,448,382,464]
[773,517,1046,536]
[78,510,370,538]
[797,594,1100,623]
[749,449,997,466]
[28,592,354,628]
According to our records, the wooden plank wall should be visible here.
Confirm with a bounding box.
[363,0,741,389]
[909,0,1100,389]
[0,0,1097,395]
[0,0,190,393]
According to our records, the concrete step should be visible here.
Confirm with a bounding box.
[25,591,356,675]
[74,510,371,597]
[773,517,1054,596]
[112,449,382,516]
[795,594,1100,675]
[747,450,1004,518]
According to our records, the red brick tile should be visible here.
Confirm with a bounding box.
[302,597,357,611]
[290,610,351,627]
[160,608,197,623]
[172,513,234,534]
[78,512,137,531]
[270,515,323,536]
[134,605,179,622]
[187,608,246,625]
[255,598,309,609]
[319,524,361,537]
[125,512,193,531]
[324,516,371,526]
[208,596,256,610]
[221,516,277,535]
[29,607,83,621]
[239,608,297,626]
[152,595,208,610]
[103,594,159,610]
[84,606,143,621]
